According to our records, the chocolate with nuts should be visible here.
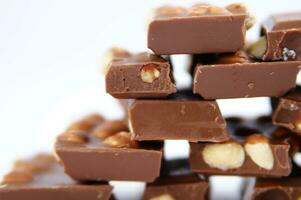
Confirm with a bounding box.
[273,89,301,136]
[142,159,209,200]
[189,116,292,177]
[0,154,113,200]
[128,90,230,142]
[55,114,163,182]
[105,51,176,99]
[248,12,301,61]
[148,3,253,55]
[192,51,300,99]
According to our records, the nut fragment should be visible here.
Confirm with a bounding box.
[13,160,47,173]
[202,142,245,170]
[58,130,89,144]
[67,114,104,131]
[208,6,230,15]
[33,153,55,164]
[1,171,33,184]
[155,6,187,17]
[92,120,128,139]
[150,194,175,200]
[245,134,274,170]
[247,37,267,59]
[141,64,161,83]
[226,3,255,29]
[282,47,296,61]
[103,131,138,148]
[189,4,209,16]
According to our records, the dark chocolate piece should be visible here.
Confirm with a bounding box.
[55,114,163,182]
[248,12,301,61]
[105,52,176,99]
[128,90,229,142]
[193,51,300,99]
[142,159,208,200]
[147,3,253,55]
[0,154,113,200]
[273,89,301,136]
[189,117,292,177]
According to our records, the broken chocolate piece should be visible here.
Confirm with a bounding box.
[248,12,301,61]
[273,89,301,136]
[0,154,113,200]
[55,115,163,182]
[142,159,209,200]
[189,117,292,177]
[128,90,229,142]
[105,52,176,98]
[148,3,251,55]
[193,51,300,99]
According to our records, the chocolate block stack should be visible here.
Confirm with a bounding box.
[1,2,301,200]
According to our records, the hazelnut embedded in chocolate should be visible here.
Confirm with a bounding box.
[140,64,161,83]
[244,134,274,170]
[103,131,138,148]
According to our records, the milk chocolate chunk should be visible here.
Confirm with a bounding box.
[142,159,208,200]
[105,52,176,99]
[248,12,301,61]
[189,117,292,177]
[128,90,229,142]
[102,47,132,74]
[193,51,300,99]
[147,3,252,55]
[0,154,113,200]
[273,89,301,136]
[55,114,163,182]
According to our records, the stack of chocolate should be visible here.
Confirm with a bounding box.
[1,2,301,200]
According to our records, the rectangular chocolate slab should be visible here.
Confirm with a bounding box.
[128,90,229,142]
[147,3,252,55]
[189,116,292,177]
[248,12,301,61]
[142,159,208,200]
[0,154,113,200]
[105,51,176,98]
[55,114,163,182]
[273,89,301,136]
[193,51,300,99]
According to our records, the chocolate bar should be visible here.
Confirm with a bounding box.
[142,159,208,200]
[55,114,163,182]
[248,12,301,61]
[128,90,229,142]
[192,51,300,99]
[273,89,301,136]
[147,3,254,55]
[0,154,113,200]
[105,51,176,98]
[189,117,292,177]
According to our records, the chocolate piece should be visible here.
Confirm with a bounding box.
[147,3,253,55]
[189,117,292,177]
[105,52,176,99]
[0,154,113,200]
[128,90,229,142]
[102,47,132,74]
[55,114,163,182]
[142,159,208,200]
[244,166,301,200]
[273,89,301,136]
[193,51,300,99]
[248,12,301,61]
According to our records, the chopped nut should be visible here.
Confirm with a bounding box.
[141,64,161,83]
[202,142,245,170]
[33,154,55,164]
[245,134,274,170]
[103,131,138,148]
[2,171,33,184]
[155,6,187,17]
[226,3,255,29]
[150,194,175,200]
[58,130,89,144]
[189,4,209,16]
[92,120,128,139]
[247,37,267,59]
[67,114,104,132]
[13,160,47,173]
[208,6,230,15]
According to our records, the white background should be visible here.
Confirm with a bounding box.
[0,1,301,199]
